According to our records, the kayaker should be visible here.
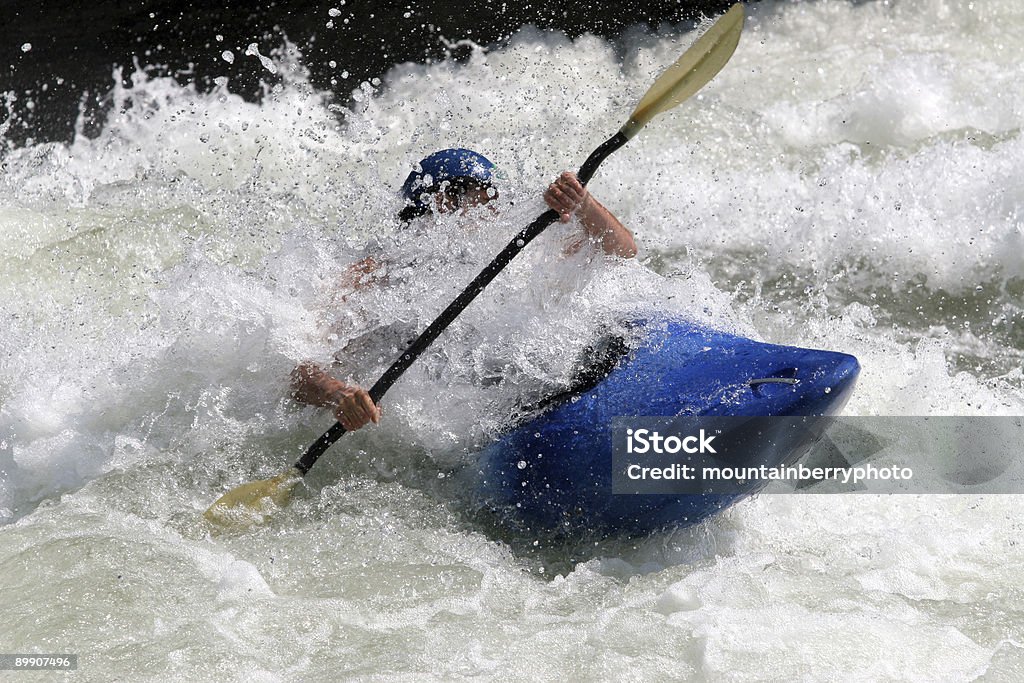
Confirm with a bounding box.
[290,148,636,432]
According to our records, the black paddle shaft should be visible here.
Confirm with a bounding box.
[294,131,629,474]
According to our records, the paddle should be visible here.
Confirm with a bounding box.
[204,3,746,526]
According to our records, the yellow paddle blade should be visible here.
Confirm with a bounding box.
[621,3,745,139]
[203,467,302,528]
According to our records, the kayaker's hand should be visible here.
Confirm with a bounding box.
[545,170,637,259]
[544,171,592,223]
[328,382,381,431]
[291,362,381,431]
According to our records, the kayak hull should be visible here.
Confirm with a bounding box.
[466,320,860,537]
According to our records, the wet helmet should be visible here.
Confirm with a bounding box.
[400,148,496,217]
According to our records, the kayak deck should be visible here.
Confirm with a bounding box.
[464,319,860,537]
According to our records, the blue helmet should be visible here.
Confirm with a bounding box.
[400,148,496,214]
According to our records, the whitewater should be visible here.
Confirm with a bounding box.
[1,0,1023,679]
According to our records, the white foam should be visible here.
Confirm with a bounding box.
[0,1,1023,677]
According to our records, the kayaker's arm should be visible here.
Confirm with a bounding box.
[339,256,386,292]
[291,362,381,431]
[327,255,388,308]
[576,193,637,258]
[347,255,380,280]
[545,171,637,259]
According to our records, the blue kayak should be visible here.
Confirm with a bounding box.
[464,319,860,537]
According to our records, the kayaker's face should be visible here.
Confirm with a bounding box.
[433,180,498,217]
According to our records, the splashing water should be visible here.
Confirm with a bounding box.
[1,1,1023,678]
